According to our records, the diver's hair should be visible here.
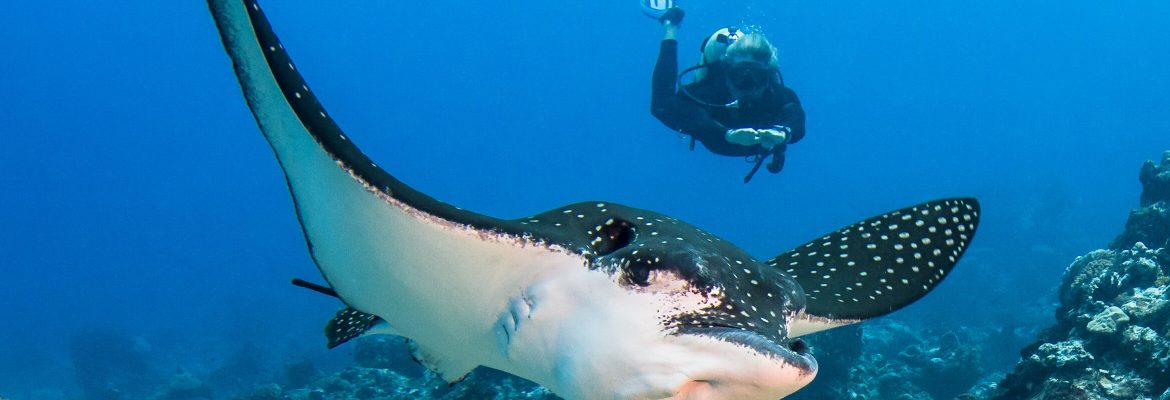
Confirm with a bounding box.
[723,33,779,68]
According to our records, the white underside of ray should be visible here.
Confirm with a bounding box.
[218,0,585,381]
[214,1,817,398]
[788,313,861,338]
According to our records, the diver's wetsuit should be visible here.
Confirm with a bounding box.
[651,39,806,170]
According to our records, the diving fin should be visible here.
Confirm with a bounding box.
[641,0,674,20]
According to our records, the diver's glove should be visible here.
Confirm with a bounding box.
[725,128,762,146]
[756,126,791,149]
[660,7,685,25]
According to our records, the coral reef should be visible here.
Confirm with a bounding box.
[790,320,985,400]
[207,341,274,394]
[156,371,212,400]
[283,357,322,389]
[235,336,558,400]
[1139,151,1170,209]
[788,324,863,399]
[986,153,1170,400]
[240,367,558,400]
[243,384,283,400]
[350,336,424,378]
[1114,150,1170,251]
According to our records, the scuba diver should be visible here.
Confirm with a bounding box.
[645,3,806,182]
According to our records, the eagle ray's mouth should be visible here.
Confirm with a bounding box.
[675,325,815,370]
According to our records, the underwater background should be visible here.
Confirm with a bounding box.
[2,1,1168,399]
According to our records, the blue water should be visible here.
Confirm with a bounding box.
[1,1,1168,398]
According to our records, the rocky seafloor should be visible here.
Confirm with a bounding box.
[979,152,1170,400]
[53,151,1170,400]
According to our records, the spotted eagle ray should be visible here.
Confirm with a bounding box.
[207,1,980,398]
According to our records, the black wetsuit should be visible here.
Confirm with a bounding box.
[651,39,806,171]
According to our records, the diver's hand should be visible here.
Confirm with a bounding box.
[757,126,791,149]
[725,128,761,146]
[660,7,685,25]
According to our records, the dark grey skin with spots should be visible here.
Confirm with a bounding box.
[207,0,980,397]
[518,202,813,362]
[508,198,980,360]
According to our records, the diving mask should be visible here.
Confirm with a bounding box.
[726,61,774,91]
